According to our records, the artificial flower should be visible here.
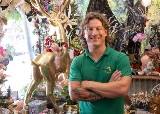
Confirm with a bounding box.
[145,47,160,62]
[133,33,147,42]
[0,46,5,56]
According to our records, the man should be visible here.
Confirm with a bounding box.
[68,12,132,114]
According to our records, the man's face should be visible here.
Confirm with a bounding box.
[84,19,107,48]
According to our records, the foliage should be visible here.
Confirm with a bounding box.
[19,81,45,99]
[4,9,22,21]
[0,67,13,109]
[61,85,77,105]
[71,40,82,51]
[75,0,90,18]
[5,44,15,57]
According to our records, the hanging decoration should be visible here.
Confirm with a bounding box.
[32,18,49,54]
[141,0,151,7]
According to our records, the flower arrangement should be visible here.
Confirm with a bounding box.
[133,33,147,42]
[145,47,160,63]
[130,92,151,110]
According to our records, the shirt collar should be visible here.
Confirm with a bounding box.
[84,44,112,57]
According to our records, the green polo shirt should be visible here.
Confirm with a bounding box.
[69,45,132,114]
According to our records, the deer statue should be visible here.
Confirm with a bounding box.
[23,0,71,114]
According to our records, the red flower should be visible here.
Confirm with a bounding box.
[74,49,80,57]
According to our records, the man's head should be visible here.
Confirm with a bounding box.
[79,12,110,49]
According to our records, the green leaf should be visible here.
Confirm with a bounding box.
[4,9,22,21]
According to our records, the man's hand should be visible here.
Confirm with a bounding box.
[109,70,122,82]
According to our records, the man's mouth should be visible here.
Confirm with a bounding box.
[91,37,99,39]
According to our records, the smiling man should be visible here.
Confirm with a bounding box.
[68,12,132,114]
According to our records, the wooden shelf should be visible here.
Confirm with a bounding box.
[132,75,160,80]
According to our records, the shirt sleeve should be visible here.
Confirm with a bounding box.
[68,56,83,82]
[116,53,132,77]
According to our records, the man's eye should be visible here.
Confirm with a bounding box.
[88,28,93,31]
[97,27,103,31]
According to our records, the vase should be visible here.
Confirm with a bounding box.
[155,63,160,72]
[63,104,79,114]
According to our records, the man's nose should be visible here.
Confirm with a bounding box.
[91,29,98,35]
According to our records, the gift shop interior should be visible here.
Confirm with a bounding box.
[0,0,160,114]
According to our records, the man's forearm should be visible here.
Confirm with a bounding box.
[72,85,103,101]
[81,77,132,98]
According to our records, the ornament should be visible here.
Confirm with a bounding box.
[0,57,9,67]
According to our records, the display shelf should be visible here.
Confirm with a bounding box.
[132,75,160,80]
[129,75,160,95]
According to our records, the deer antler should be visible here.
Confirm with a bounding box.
[59,0,70,15]
[29,0,70,42]
[30,0,70,24]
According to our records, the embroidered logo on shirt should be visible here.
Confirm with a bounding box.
[103,66,112,73]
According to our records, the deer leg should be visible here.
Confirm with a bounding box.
[24,77,42,104]
[40,65,63,114]
[46,81,63,114]
[23,65,43,110]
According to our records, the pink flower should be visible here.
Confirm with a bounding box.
[0,46,5,56]
[133,33,147,42]
[50,42,60,52]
